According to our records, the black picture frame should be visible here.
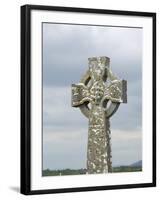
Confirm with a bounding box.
[21,4,156,195]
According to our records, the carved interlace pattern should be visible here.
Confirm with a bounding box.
[87,105,112,173]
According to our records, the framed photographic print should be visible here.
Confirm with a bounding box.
[21,4,156,195]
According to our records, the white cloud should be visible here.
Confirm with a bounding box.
[112,129,142,141]
[43,128,142,169]
[43,127,87,143]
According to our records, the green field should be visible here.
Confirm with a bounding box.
[42,166,142,176]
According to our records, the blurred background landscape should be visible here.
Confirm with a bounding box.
[43,160,142,176]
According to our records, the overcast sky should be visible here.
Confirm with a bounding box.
[42,23,142,170]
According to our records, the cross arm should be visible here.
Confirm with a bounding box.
[71,83,92,107]
[103,79,127,104]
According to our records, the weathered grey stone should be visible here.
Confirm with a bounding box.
[71,56,127,174]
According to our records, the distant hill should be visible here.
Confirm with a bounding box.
[130,160,142,167]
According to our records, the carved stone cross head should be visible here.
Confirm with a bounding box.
[71,57,127,174]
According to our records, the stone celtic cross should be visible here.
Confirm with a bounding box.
[71,57,127,174]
